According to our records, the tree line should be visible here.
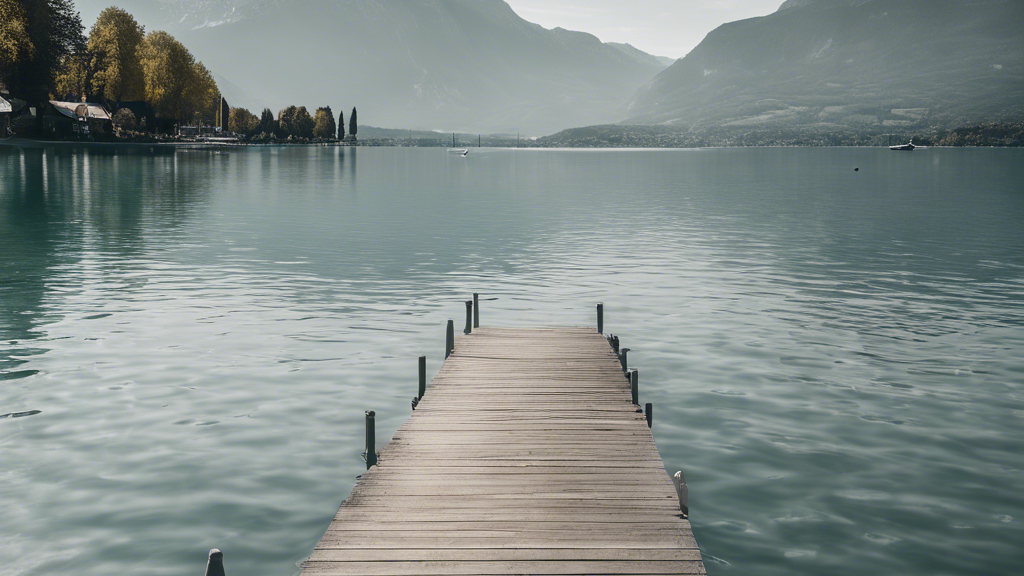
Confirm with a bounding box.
[229,105,358,141]
[1,1,219,129]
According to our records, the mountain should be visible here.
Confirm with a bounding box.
[96,0,669,134]
[624,0,1024,130]
[607,43,676,69]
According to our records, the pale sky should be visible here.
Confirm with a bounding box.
[505,0,783,59]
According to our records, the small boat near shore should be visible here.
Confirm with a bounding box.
[890,138,916,151]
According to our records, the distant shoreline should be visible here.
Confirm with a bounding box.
[0,138,356,151]
[3,137,1021,152]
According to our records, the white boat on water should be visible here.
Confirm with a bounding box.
[890,138,916,151]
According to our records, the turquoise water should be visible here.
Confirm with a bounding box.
[1,146,1022,576]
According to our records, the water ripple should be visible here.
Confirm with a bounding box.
[1,146,1023,576]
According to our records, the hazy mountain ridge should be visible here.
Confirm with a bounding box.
[607,43,676,69]
[98,0,670,133]
[626,0,1024,130]
[777,0,868,12]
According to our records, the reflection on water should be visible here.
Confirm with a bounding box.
[1,146,1023,576]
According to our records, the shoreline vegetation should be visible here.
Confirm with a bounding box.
[0,2,358,146]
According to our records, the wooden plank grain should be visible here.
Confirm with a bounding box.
[300,560,706,575]
[308,549,704,562]
[301,327,703,576]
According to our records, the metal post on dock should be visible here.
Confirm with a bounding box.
[365,410,377,469]
[204,549,225,576]
[612,335,620,354]
[630,369,639,405]
[646,403,653,429]
[473,293,479,328]
[465,301,473,334]
[619,348,630,374]
[446,320,454,359]
[597,303,604,334]
[418,356,426,400]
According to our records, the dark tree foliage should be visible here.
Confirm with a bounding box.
[276,105,314,138]
[7,0,86,105]
[260,107,276,134]
[219,96,229,131]
[277,105,297,137]
[293,106,314,139]
[337,108,345,140]
[312,105,335,139]
[349,106,357,137]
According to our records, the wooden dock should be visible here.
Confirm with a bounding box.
[301,322,705,575]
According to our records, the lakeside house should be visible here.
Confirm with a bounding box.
[40,101,113,140]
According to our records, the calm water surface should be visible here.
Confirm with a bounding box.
[1,146,1022,576]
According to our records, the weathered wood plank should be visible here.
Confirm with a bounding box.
[301,327,703,576]
[300,560,706,575]
[313,536,698,549]
[322,521,695,533]
[308,549,704,562]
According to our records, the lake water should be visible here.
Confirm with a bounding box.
[1,146,1022,576]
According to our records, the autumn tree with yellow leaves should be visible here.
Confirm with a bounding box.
[228,107,259,135]
[139,30,218,125]
[313,106,336,139]
[0,0,34,78]
[88,7,146,104]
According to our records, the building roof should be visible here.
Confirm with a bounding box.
[0,96,11,114]
[48,101,112,121]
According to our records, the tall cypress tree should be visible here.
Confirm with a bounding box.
[337,108,345,140]
[349,107,357,138]
[324,105,336,139]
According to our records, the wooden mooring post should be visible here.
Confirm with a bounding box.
[303,299,702,575]
[418,356,426,400]
[630,368,639,405]
[204,549,224,576]
[364,410,376,469]
[445,320,454,359]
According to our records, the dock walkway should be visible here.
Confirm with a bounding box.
[301,326,705,575]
